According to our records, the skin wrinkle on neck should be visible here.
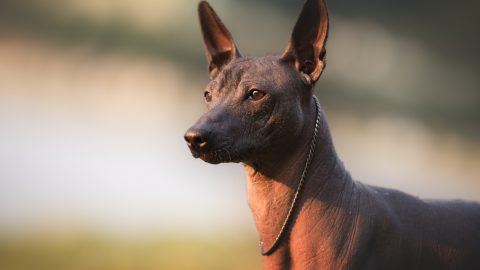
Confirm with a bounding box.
[296,161,358,267]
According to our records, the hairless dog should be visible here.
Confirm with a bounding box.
[184,0,480,269]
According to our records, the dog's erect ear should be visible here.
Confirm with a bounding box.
[281,0,329,83]
[198,1,241,79]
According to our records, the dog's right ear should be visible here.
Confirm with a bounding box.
[198,1,241,79]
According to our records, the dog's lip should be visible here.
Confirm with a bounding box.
[187,145,216,159]
[189,146,241,163]
[186,140,240,162]
[188,146,202,158]
[197,149,220,158]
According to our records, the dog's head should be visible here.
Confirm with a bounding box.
[184,0,329,164]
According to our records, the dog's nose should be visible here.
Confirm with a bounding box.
[184,130,208,152]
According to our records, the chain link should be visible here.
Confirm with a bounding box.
[260,95,321,256]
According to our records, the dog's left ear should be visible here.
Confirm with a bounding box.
[281,0,329,83]
[198,1,242,79]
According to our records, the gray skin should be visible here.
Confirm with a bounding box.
[185,1,480,269]
[187,56,308,166]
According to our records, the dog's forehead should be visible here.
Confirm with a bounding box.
[212,56,291,88]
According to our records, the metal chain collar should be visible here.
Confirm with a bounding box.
[260,95,321,256]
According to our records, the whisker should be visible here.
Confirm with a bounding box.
[225,149,232,162]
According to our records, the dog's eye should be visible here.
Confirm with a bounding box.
[204,91,212,102]
[247,89,265,101]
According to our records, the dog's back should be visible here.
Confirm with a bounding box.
[355,182,480,269]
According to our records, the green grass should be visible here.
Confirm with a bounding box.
[0,232,262,270]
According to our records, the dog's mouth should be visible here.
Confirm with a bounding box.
[192,148,243,164]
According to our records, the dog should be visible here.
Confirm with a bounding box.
[184,0,480,269]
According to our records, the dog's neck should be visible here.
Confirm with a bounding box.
[244,97,356,268]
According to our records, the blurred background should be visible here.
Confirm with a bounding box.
[0,0,479,269]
